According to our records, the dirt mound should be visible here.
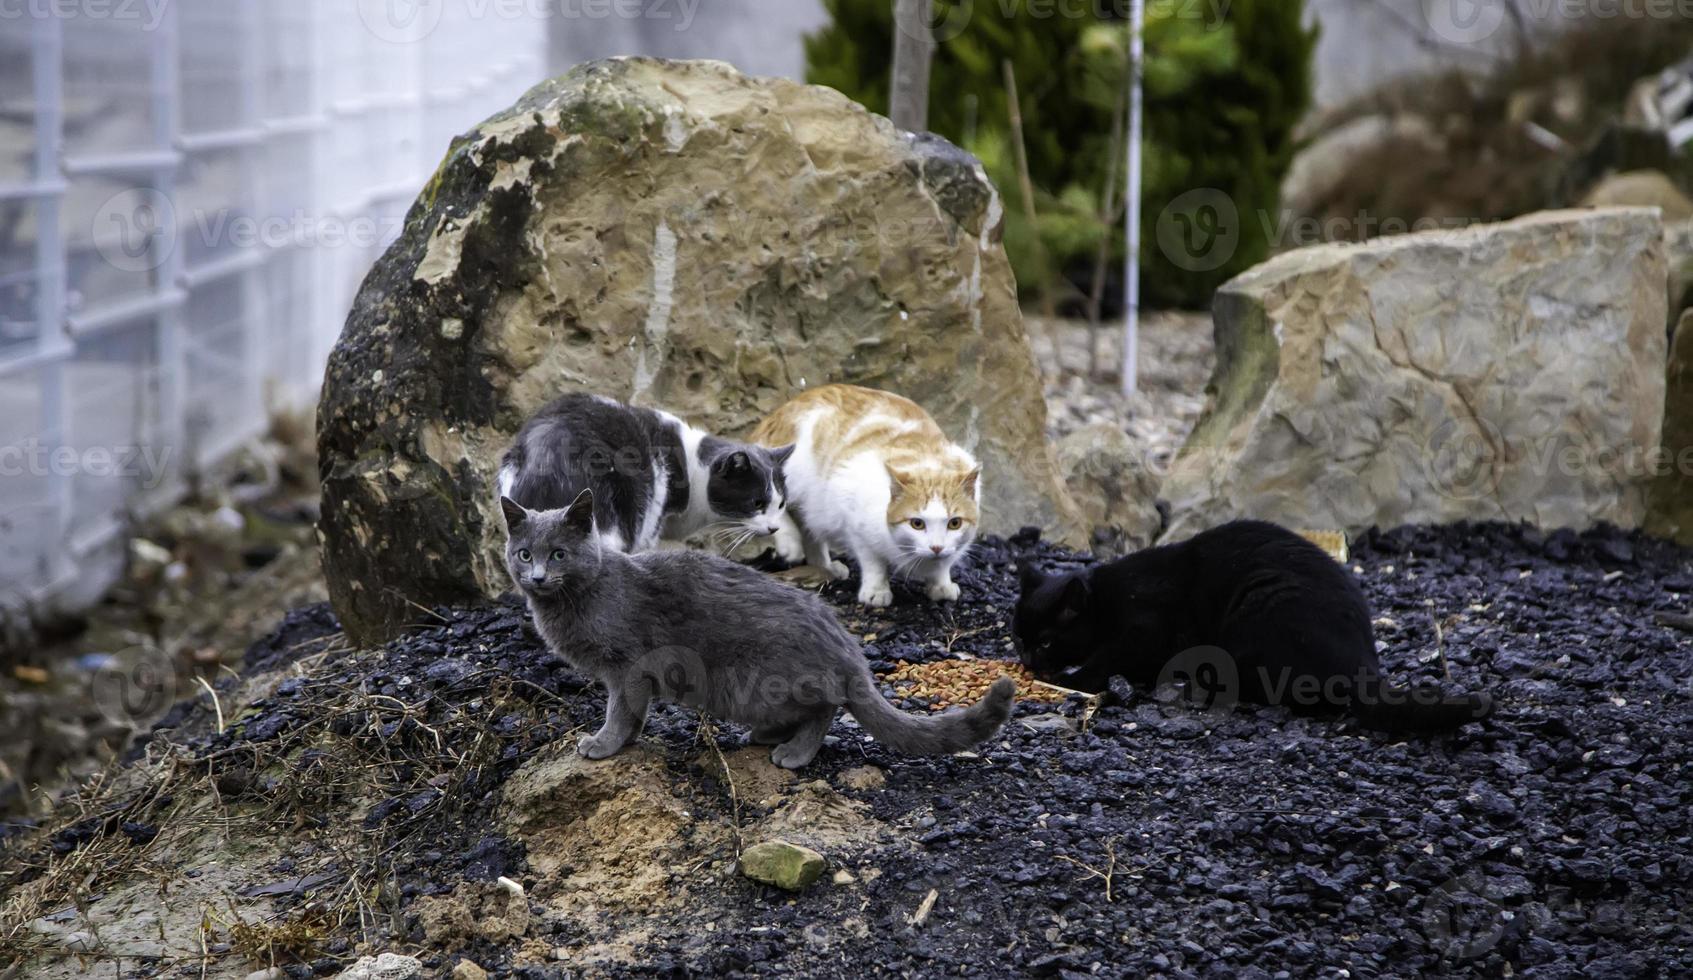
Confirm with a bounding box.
[500,745,710,913]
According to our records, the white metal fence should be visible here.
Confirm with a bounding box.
[0,0,546,619]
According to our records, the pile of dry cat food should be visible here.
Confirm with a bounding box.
[881,658,1072,710]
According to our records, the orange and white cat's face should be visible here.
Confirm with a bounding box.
[886,464,980,560]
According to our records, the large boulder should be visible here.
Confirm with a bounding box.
[1667,218,1693,332]
[1578,170,1693,222]
[316,58,1082,644]
[1054,423,1164,557]
[1159,208,1668,541]
[1647,310,1693,545]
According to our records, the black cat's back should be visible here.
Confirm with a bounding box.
[1092,521,1376,683]
[1182,521,1380,694]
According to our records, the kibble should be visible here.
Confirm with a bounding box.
[881,659,1069,711]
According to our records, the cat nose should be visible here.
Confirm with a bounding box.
[528,572,547,585]
[929,545,943,555]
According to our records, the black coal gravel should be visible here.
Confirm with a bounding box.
[33,521,1693,979]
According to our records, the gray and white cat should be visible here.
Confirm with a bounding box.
[501,489,1016,769]
[497,393,791,553]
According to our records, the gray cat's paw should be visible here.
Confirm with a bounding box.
[858,583,893,608]
[770,743,818,769]
[576,734,623,760]
[775,540,806,564]
[825,560,850,580]
[926,579,961,602]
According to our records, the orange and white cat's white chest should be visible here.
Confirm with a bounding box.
[784,448,890,536]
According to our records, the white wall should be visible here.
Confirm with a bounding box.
[0,0,547,619]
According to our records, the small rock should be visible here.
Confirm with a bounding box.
[740,840,827,891]
[838,766,886,791]
[1019,713,1079,735]
[129,538,173,577]
[832,869,856,885]
[333,953,422,980]
[450,961,488,980]
[11,664,49,685]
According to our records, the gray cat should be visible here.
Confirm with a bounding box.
[501,489,1015,769]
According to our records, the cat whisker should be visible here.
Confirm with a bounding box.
[892,553,929,583]
[715,524,762,557]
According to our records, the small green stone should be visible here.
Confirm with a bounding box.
[740,841,827,891]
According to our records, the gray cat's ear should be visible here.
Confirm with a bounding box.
[564,488,595,534]
[500,496,528,530]
[769,444,795,468]
[1018,563,1046,592]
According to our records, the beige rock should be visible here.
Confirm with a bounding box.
[1280,114,1444,217]
[1055,422,1164,556]
[1647,310,1693,545]
[1666,219,1693,331]
[1161,208,1668,541]
[740,840,827,891]
[316,58,1083,644]
[837,765,886,792]
[1581,170,1693,222]
[451,961,489,980]
[333,954,421,980]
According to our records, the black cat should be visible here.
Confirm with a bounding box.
[1013,520,1492,733]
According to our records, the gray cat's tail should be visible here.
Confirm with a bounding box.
[846,674,1016,755]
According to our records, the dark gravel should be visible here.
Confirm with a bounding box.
[13,521,1692,979]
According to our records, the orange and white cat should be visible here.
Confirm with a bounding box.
[752,384,980,607]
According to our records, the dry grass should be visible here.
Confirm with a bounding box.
[0,649,564,974]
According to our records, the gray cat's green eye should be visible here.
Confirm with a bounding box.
[517,549,532,562]
[550,549,566,561]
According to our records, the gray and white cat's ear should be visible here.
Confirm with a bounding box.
[564,487,596,534]
[768,444,795,468]
[500,496,529,530]
[1018,563,1047,592]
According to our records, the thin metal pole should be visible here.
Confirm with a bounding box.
[890,0,934,132]
[1121,0,1144,397]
